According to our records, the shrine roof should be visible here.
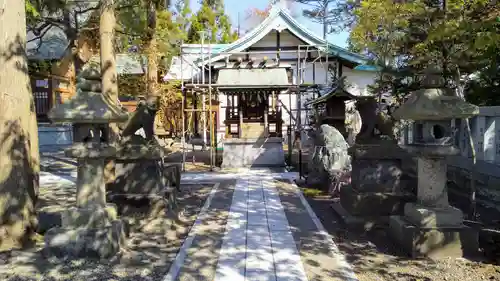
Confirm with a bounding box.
[216,68,290,88]
[163,4,377,82]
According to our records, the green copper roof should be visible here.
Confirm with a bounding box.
[194,5,371,67]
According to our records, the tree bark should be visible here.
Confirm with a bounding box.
[144,0,160,139]
[0,0,39,250]
[146,0,158,97]
[100,0,119,182]
[100,0,119,102]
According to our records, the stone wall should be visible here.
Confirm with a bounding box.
[38,124,73,152]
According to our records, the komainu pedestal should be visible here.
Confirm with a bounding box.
[331,97,416,230]
[107,135,180,219]
[339,142,415,216]
[107,96,180,220]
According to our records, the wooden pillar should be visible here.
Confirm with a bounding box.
[193,92,198,136]
[264,93,269,137]
[183,90,188,138]
[239,93,243,138]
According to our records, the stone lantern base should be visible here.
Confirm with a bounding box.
[44,149,128,259]
[388,215,478,258]
[44,203,128,259]
[331,141,416,230]
[388,157,479,257]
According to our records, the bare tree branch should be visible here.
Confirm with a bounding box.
[27,26,52,43]
[75,5,101,15]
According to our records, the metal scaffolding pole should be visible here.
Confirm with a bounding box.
[297,46,303,178]
[200,31,207,151]
[180,42,186,172]
[208,41,214,171]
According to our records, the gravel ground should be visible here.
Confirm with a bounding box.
[306,195,500,281]
[0,181,213,281]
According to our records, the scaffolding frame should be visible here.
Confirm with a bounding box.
[179,38,337,176]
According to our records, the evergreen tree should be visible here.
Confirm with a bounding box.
[295,0,338,39]
[187,0,237,43]
[349,0,499,101]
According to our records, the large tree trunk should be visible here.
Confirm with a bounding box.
[146,0,158,97]
[143,0,160,138]
[100,0,120,182]
[100,0,119,102]
[0,0,39,250]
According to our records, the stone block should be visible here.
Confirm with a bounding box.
[349,142,413,195]
[388,215,478,258]
[222,137,285,168]
[330,200,384,231]
[109,159,164,195]
[351,159,403,193]
[404,203,463,228]
[37,211,63,234]
[107,193,173,219]
[339,187,415,216]
[45,220,127,259]
[61,204,117,228]
[164,164,181,190]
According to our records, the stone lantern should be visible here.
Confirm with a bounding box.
[44,65,129,258]
[389,70,480,257]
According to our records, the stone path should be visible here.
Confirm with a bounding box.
[215,178,308,281]
[164,170,357,281]
[38,157,358,281]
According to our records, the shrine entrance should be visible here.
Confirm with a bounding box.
[224,89,283,139]
[210,67,290,168]
[242,92,265,121]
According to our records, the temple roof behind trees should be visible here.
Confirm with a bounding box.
[307,84,361,106]
[26,2,147,76]
[27,2,99,60]
[163,4,377,82]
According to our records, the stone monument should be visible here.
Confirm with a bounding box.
[44,65,129,258]
[306,124,351,191]
[331,96,415,230]
[107,96,181,219]
[388,70,479,257]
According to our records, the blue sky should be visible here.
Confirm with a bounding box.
[189,0,349,48]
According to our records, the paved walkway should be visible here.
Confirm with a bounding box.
[164,170,358,281]
[38,157,357,281]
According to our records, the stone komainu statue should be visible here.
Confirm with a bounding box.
[355,98,395,142]
[120,95,159,141]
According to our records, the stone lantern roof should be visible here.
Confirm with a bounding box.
[392,88,479,121]
[48,66,129,124]
[392,72,479,121]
